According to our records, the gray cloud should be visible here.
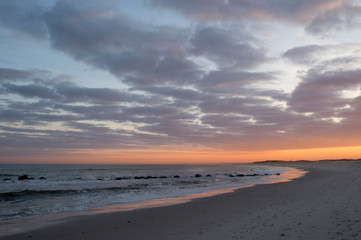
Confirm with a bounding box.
[0,73,154,105]
[3,83,57,99]
[149,0,361,35]
[150,0,350,21]
[288,69,361,116]
[0,123,142,150]
[306,4,361,34]
[283,45,327,65]
[283,44,361,72]
[42,1,273,88]
[44,1,203,87]
[0,0,48,39]
[55,82,135,104]
[199,70,275,93]
[0,68,33,82]
[199,96,270,114]
[131,86,203,102]
[190,25,268,69]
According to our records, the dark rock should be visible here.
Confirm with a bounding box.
[237,174,245,177]
[195,174,202,178]
[229,174,234,177]
[39,177,46,180]
[160,176,167,179]
[115,177,123,180]
[252,174,259,176]
[18,175,29,180]
[264,173,269,176]
[134,176,146,179]
[3,178,11,181]
[173,175,180,178]
[206,174,212,177]
[276,173,280,175]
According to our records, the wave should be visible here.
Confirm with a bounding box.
[0,184,154,202]
[0,174,18,177]
[0,171,281,202]
[0,189,81,201]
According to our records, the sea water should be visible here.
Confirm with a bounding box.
[0,164,289,223]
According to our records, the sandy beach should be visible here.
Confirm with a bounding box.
[2,160,361,240]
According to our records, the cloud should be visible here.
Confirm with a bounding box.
[283,45,327,65]
[190,25,268,69]
[288,69,361,117]
[199,70,275,94]
[0,64,296,152]
[0,71,153,105]
[150,0,349,21]
[150,0,351,21]
[306,4,361,34]
[122,105,179,117]
[0,0,48,39]
[150,0,360,35]
[0,123,141,150]
[0,68,33,82]
[43,1,203,87]
[199,96,270,114]
[131,86,203,101]
[283,44,361,71]
[3,83,57,99]
[54,82,138,104]
[43,1,272,88]
[0,100,82,125]
[3,0,361,158]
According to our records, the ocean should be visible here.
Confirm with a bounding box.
[0,164,293,223]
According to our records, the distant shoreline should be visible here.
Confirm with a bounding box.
[254,158,361,164]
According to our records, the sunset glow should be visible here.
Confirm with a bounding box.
[1,0,361,164]
[3,145,361,164]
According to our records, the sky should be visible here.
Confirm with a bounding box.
[1,0,361,164]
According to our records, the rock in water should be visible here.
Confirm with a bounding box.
[18,175,29,180]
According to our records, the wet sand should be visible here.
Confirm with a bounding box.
[2,160,361,240]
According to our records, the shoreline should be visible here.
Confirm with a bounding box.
[3,160,361,240]
[0,166,305,237]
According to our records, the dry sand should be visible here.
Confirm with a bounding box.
[2,160,361,240]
